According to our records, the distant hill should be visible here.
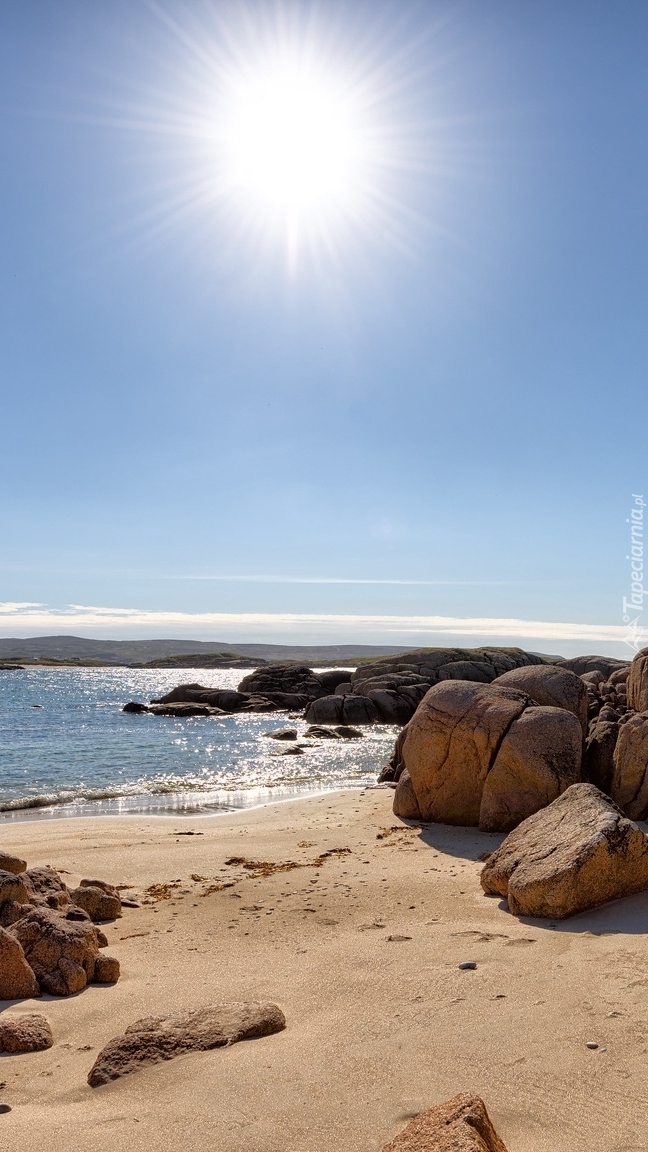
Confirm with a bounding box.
[0,635,413,667]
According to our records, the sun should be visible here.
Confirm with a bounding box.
[218,57,368,235]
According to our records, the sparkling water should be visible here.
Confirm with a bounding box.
[0,667,395,821]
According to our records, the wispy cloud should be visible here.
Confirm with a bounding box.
[156,576,512,585]
[0,601,634,650]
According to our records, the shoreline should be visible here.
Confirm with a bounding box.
[0,781,372,825]
[2,788,648,1151]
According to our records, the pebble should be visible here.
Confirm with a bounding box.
[586,1042,599,1049]
[0,1103,11,1114]
[458,961,477,970]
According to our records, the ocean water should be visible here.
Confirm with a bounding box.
[0,667,396,821]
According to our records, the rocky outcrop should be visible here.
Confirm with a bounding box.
[0,856,123,998]
[0,926,40,1000]
[610,712,648,819]
[480,783,648,918]
[627,648,648,712]
[496,665,589,736]
[0,1014,53,1053]
[10,906,119,996]
[237,665,327,708]
[305,647,549,727]
[398,681,582,831]
[87,1002,286,1086]
[381,1093,508,1152]
[403,681,529,826]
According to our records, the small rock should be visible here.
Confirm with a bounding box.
[586,1041,599,1049]
[0,1013,53,1053]
[458,961,477,970]
[87,1002,286,1086]
[380,1092,509,1151]
[0,1103,12,1114]
[266,728,298,741]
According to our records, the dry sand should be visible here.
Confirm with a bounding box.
[1,786,648,1151]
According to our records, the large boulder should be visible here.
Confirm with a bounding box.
[627,648,648,712]
[401,682,530,825]
[478,706,582,833]
[495,664,588,736]
[610,712,648,819]
[87,1002,286,1086]
[399,681,583,830]
[9,907,118,996]
[481,783,648,918]
[0,926,40,1000]
[381,1093,509,1152]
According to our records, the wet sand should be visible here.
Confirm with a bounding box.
[1,787,648,1151]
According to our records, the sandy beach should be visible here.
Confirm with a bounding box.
[1,787,648,1151]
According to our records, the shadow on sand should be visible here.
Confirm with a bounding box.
[408,818,648,937]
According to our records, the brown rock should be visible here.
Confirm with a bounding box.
[402,682,529,825]
[0,926,39,1000]
[0,1014,52,1053]
[93,954,120,983]
[9,906,112,996]
[70,885,121,922]
[496,664,589,736]
[611,712,648,819]
[583,720,619,793]
[480,783,648,918]
[0,852,27,875]
[392,769,422,821]
[627,648,648,712]
[381,1092,508,1151]
[478,706,582,832]
[87,1002,286,1086]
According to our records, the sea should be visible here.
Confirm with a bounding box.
[0,667,397,822]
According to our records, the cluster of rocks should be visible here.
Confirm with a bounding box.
[0,852,121,1000]
[123,666,352,717]
[381,648,648,835]
[304,647,550,726]
[122,648,554,723]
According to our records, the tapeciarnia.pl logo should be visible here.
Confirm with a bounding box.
[623,493,646,652]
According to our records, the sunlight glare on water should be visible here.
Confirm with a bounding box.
[0,667,396,820]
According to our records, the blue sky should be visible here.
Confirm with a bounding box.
[1,0,647,655]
